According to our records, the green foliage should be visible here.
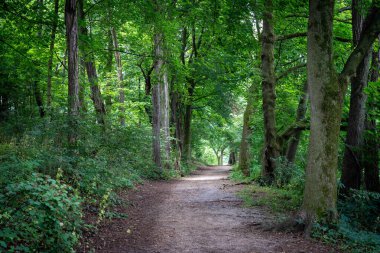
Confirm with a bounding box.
[312,190,380,253]
[338,190,380,233]
[0,173,82,253]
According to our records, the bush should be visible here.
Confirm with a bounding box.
[312,190,380,253]
[0,173,82,253]
[338,189,380,233]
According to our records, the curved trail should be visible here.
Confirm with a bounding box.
[82,166,336,253]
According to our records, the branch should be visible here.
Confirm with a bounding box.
[337,6,351,13]
[276,63,307,81]
[339,7,380,87]
[276,32,351,43]
[276,32,307,41]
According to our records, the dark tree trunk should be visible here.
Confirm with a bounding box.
[341,0,372,192]
[261,0,279,183]
[33,81,45,118]
[285,82,308,163]
[364,44,380,192]
[182,82,194,162]
[139,64,154,124]
[65,0,80,146]
[47,0,59,109]
[228,151,236,165]
[78,0,106,125]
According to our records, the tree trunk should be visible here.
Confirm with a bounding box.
[78,0,106,125]
[47,0,59,109]
[33,80,45,118]
[261,0,279,183]
[228,151,236,165]
[104,30,113,112]
[302,0,339,230]
[220,148,225,166]
[183,99,193,162]
[285,82,308,163]
[152,77,161,170]
[34,0,45,118]
[239,85,255,176]
[364,43,380,192]
[111,27,126,126]
[155,32,170,167]
[301,0,380,231]
[65,0,80,146]
[341,0,372,192]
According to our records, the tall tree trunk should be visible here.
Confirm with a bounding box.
[111,27,126,126]
[153,32,170,168]
[78,0,106,125]
[364,43,380,192]
[104,30,113,112]
[65,0,80,146]
[228,151,236,165]
[261,0,279,183]
[182,88,194,162]
[47,0,59,109]
[301,0,380,231]
[34,0,45,118]
[239,85,255,176]
[341,0,372,192]
[152,33,162,169]
[302,0,339,229]
[285,82,308,163]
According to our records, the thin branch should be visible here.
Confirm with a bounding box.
[276,32,307,41]
[276,32,351,43]
[337,6,351,13]
[276,63,307,81]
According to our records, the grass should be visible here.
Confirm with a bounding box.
[237,184,302,213]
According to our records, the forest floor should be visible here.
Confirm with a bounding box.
[79,166,338,253]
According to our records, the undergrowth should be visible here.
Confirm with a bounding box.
[0,116,193,252]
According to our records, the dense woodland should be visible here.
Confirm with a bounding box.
[0,0,379,252]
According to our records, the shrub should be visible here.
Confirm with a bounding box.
[0,173,82,253]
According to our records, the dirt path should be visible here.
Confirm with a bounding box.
[81,166,337,253]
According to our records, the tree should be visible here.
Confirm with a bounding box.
[78,0,106,125]
[260,0,279,183]
[341,0,373,192]
[111,27,126,126]
[65,0,80,146]
[301,0,380,231]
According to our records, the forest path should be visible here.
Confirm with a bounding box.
[81,166,336,253]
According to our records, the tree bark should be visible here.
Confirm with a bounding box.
[302,1,380,231]
[104,30,113,112]
[47,0,59,109]
[111,27,126,126]
[364,43,380,192]
[183,83,194,162]
[341,0,372,192]
[65,0,80,146]
[228,151,236,165]
[153,31,170,168]
[152,77,161,170]
[285,82,308,163]
[302,0,338,229]
[78,0,106,125]
[261,0,279,183]
[239,85,255,176]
